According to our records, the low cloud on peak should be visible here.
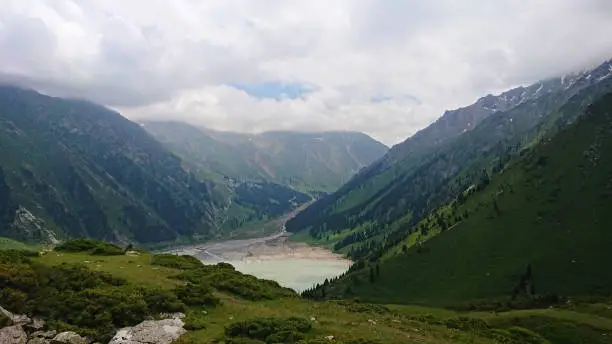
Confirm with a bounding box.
[1,0,611,145]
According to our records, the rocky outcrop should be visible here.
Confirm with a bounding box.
[0,306,185,344]
[0,325,27,344]
[0,306,82,344]
[51,331,88,344]
[108,314,186,344]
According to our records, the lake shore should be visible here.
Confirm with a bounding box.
[165,230,350,264]
[164,228,352,291]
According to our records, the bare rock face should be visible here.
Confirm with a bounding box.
[51,332,88,344]
[0,325,28,344]
[108,315,185,344]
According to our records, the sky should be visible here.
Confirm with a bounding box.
[1,1,612,145]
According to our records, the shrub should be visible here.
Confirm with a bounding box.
[444,316,489,332]
[142,288,186,314]
[173,283,220,307]
[0,258,201,342]
[225,317,312,344]
[183,310,208,330]
[151,254,204,270]
[55,239,124,256]
[176,264,295,301]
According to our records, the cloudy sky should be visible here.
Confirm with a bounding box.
[1,1,612,145]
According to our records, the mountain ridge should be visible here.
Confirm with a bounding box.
[142,120,388,195]
[0,86,311,245]
[287,58,612,259]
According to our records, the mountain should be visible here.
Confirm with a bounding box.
[142,121,388,194]
[287,59,612,259]
[309,92,612,307]
[0,86,309,245]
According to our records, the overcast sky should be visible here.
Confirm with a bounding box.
[1,1,612,145]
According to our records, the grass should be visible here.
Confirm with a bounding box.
[0,237,34,250]
[20,249,497,343]
[4,245,611,343]
[37,251,182,289]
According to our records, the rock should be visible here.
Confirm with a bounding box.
[0,305,31,327]
[30,331,56,339]
[324,335,335,341]
[310,317,316,322]
[51,331,88,344]
[11,315,32,326]
[158,313,184,320]
[108,317,185,344]
[24,318,45,332]
[0,325,27,344]
[367,319,377,325]
[0,306,13,328]
[28,337,51,344]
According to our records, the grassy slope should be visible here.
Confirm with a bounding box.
[287,66,612,261]
[0,237,33,250]
[1,244,606,343]
[33,251,495,344]
[326,93,612,307]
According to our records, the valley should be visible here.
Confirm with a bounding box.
[2,58,612,344]
[164,208,352,292]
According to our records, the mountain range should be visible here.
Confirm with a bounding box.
[287,59,612,259]
[0,86,385,245]
[305,91,612,306]
[142,121,387,195]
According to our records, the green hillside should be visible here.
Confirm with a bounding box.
[143,121,388,194]
[0,86,309,246]
[4,242,612,343]
[310,93,612,307]
[287,60,612,260]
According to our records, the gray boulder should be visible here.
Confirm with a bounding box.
[25,319,45,332]
[108,317,185,344]
[0,306,31,328]
[51,332,88,344]
[27,338,51,344]
[0,307,12,328]
[30,331,56,339]
[0,325,27,344]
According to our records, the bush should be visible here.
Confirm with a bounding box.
[0,258,199,342]
[173,283,220,307]
[176,264,295,301]
[225,317,312,344]
[0,249,37,264]
[141,288,186,314]
[184,310,208,330]
[444,317,489,332]
[55,239,124,256]
[151,254,204,270]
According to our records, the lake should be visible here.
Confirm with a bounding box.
[165,231,351,292]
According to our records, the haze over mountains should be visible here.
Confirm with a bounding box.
[142,121,387,194]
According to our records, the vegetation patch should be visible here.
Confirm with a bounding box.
[0,250,217,342]
[224,317,312,344]
[55,239,124,256]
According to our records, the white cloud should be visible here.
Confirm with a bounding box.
[1,0,611,145]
